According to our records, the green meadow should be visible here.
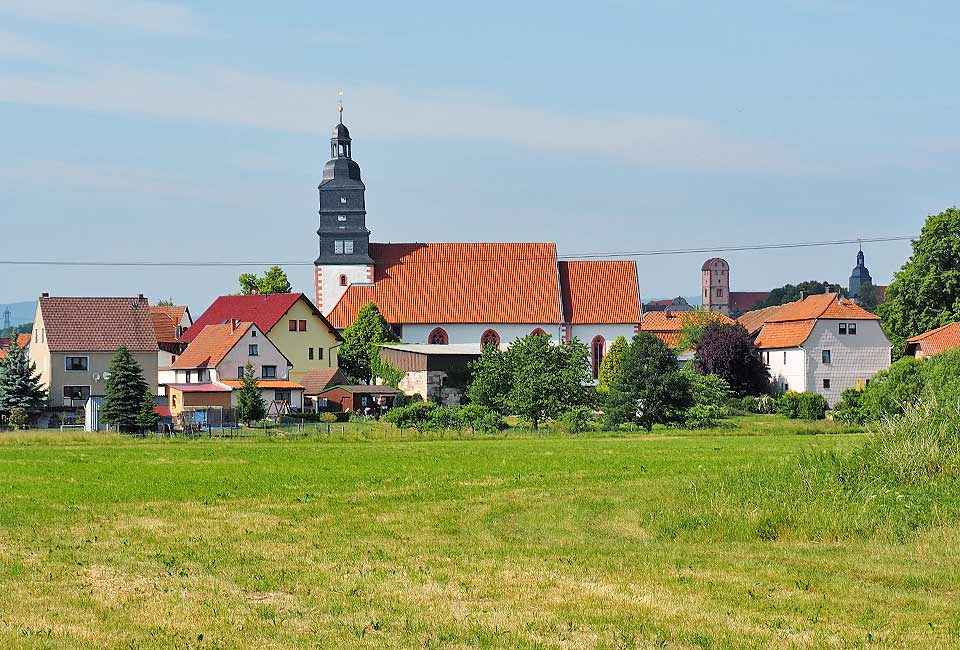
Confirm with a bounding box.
[0,418,957,649]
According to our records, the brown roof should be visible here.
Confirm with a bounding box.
[152,305,188,326]
[754,294,879,349]
[39,296,158,352]
[729,291,770,314]
[150,309,179,344]
[16,333,30,348]
[737,303,792,336]
[906,322,960,357]
[171,322,253,369]
[327,243,564,328]
[300,367,350,394]
[558,260,641,324]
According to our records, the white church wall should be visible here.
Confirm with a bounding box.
[316,264,372,315]
[400,323,563,347]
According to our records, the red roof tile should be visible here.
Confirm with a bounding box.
[183,293,339,342]
[640,310,734,347]
[755,320,818,349]
[729,291,770,314]
[172,322,253,369]
[38,296,157,352]
[766,293,879,323]
[152,305,188,326]
[736,303,793,336]
[327,243,564,328]
[150,309,179,344]
[16,333,30,349]
[558,260,641,324]
[300,368,350,394]
[906,321,960,357]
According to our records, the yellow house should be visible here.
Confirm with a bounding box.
[180,293,342,384]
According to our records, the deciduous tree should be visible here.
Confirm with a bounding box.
[693,322,770,397]
[597,335,628,392]
[604,333,692,431]
[239,266,292,295]
[339,302,399,383]
[756,280,846,309]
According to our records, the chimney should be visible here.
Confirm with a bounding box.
[41,292,49,298]
[665,310,673,319]
[138,293,144,301]
[250,286,259,295]
[800,291,805,300]
[231,319,240,333]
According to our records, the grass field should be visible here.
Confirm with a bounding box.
[0,417,958,649]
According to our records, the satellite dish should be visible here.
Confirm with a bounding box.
[92,372,101,381]
[281,371,288,380]
[102,371,112,380]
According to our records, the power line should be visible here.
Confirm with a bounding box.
[0,235,914,268]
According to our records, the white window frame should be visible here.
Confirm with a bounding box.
[344,240,354,254]
[334,240,344,254]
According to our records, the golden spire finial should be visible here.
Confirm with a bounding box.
[337,89,344,123]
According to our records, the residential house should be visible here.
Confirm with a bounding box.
[29,294,158,406]
[643,297,694,313]
[904,322,960,359]
[151,305,192,393]
[0,333,30,360]
[736,304,792,338]
[640,310,734,349]
[379,343,482,405]
[754,293,890,404]
[300,367,349,411]
[169,320,304,412]
[182,293,342,384]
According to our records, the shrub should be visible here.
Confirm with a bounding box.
[459,404,503,434]
[426,406,464,431]
[797,393,828,420]
[685,371,731,409]
[832,388,866,425]
[560,406,593,434]
[740,395,758,413]
[861,357,925,422]
[683,404,724,429]
[318,412,338,424]
[778,391,802,418]
[408,393,424,404]
[754,395,778,414]
[9,407,29,430]
[384,401,436,431]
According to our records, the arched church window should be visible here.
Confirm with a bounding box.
[531,328,547,337]
[591,336,605,380]
[339,275,348,287]
[481,329,500,349]
[428,328,449,345]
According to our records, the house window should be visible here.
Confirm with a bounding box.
[289,319,297,331]
[391,324,403,338]
[481,329,500,349]
[337,215,347,222]
[340,197,347,204]
[839,323,847,335]
[428,327,449,344]
[783,351,787,364]
[298,320,307,331]
[318,347,324,359]
[62,385,90,403]
[238,366,244,379]
[249,344,259,356]
[262,365,277,379]
[591,336,605,380]
[822,350,831,364]
[309,348,314,360]
[251,330,257,337]
[823,378,831,389]
[344,240,354,254]
[716,288,723,297]
[763,351,769,365]
[849,323,857,335]
[275,390,292,403]
[65,356,88,371]
[334,240,344,254]
[172,395,177,408]
[339,274,348,286]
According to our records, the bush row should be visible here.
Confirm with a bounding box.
[383,402,504,434]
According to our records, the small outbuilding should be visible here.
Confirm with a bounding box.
[378,343,481,406]
[314,384,400,413]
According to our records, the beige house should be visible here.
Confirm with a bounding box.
[30,294,158,406]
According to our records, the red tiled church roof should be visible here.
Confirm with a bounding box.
[327,243,564,328]
[558,260,641,324]
[38,296,157,352]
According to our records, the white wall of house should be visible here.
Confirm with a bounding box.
[570,324,638,379]
[218,326,291,381]
[400,323,563,347]
[762,347,808,394]
[804,319,891,405]
[158,350,177,393]
[317,264,372,315]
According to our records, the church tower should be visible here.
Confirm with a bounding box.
[314,103,375,315]
[701,257,730,314]
[848,247,872,298]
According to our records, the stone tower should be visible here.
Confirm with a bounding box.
[848,247,872,298]
[314,110,375,315]
[701,257,730,314]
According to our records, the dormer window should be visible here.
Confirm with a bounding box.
[340,197,347,204]
[337,215,347,222]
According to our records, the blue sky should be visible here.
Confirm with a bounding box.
[1,1,957,310]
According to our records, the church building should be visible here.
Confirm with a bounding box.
[312,113,642,379]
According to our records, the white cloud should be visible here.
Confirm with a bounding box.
[0,64,788,173]
[0,0,203,35]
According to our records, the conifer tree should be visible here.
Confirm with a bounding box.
[236,362,266,425]
[137,388,160,433]
[100,346,149,433]
[597,336,628,392]
[0,339,47,419]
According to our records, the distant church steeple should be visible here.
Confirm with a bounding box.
[848,245,872,298]
[313,93,375,314]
